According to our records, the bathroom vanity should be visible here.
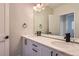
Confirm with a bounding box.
[21,35,79,56]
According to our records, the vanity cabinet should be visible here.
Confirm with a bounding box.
[22,37,69,56]
[22,37,41,56]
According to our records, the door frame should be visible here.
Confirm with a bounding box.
[4,3,9,56]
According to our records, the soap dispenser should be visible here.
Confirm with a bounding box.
[64,33,71,42]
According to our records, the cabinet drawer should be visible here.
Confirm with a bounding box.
[31,48,41,56]
[30,40,41,50]
[30,40,41,56]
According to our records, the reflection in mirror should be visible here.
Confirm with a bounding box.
[33,6,53,34]
[60,13,74,38]
[33,3,79,40]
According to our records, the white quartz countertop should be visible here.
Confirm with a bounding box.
[22,35,79,56]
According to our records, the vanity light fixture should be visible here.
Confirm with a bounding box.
[33,3,46,12]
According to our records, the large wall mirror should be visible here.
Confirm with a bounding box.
[33,3,79,42]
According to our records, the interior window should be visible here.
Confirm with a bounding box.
[60,13,74,37]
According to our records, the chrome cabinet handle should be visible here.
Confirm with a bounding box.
[32,44,38,47]
[25,39,27,45]
[32,48,38,52]
[51,51,53,56]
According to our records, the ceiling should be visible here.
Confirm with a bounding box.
[32,3,65,9]
[46,3,65,9]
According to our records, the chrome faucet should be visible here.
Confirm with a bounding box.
[64,33,71,42]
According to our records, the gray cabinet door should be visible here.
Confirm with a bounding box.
[41,45,55,56]
[22,38,33,56]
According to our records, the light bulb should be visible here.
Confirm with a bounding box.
[33,6,38,11]
[36,4,41,8]
[33,3,45,12]
[42,7,45,10]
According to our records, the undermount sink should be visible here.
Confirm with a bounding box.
[51,40,79,50]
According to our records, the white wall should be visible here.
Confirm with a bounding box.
[9,4,34,55]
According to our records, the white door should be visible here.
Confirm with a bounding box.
[0,4,9,56]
